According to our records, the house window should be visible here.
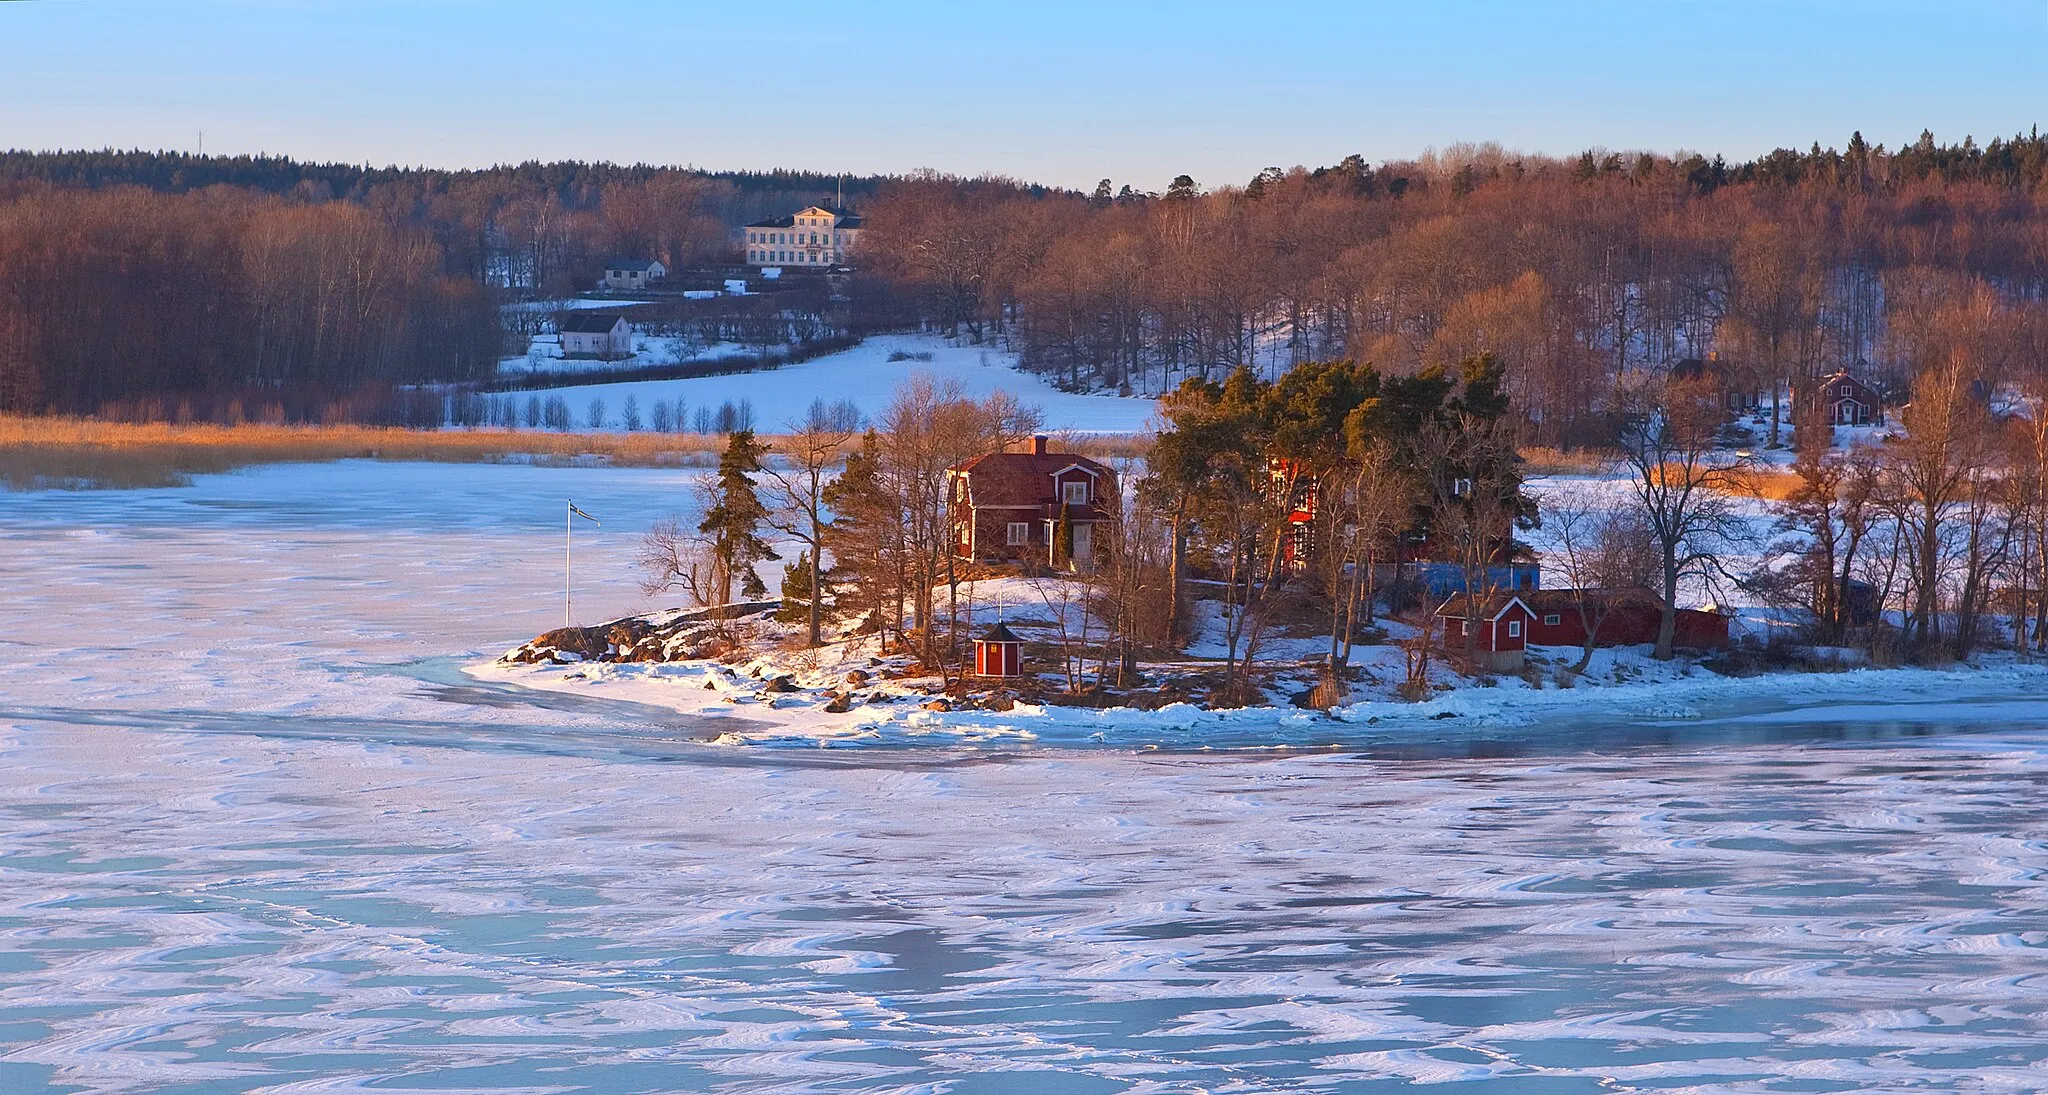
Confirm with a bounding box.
[1507,619,1522,638]
[1543,614,1561,626]
[1840,384,1852,396]
[1062,481,1088,505]
[1006,522,1031,545]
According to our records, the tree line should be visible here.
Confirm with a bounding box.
[854,130,2048,450]
[0,186,501,418]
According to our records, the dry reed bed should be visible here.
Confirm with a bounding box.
[1,418,1154,490]
[4,417,1780,500]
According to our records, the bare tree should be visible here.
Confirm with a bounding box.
[1617,377,1754,659]
[1543,483,1659,672]
[638,483,731,631]
[762,406,858,647]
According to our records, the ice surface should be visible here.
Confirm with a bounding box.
[4,462,2048,1091]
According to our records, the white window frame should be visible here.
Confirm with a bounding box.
[1507,619,1523,638]
[1006,522,1031,546]
[1542,614,1562,626]
[1061,480,1088,505]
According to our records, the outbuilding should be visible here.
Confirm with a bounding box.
[972,622,1025,678]
[601,259,665,291]
[557,312,633,360]
[1520,589,1732,650]
[1435,592,1537,672]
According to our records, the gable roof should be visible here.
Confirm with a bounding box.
[558,312,627,334]
[1520,588,1659,615]
[950,447,1115,510]
[978,622,1024,644]
[605,258,661,272]
[1817,371,1878,398]
[1519,588,1728,618]
[1434,592,1534,621]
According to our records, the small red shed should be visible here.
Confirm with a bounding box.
[1435,593,1536,672]
[973,622,1025,678]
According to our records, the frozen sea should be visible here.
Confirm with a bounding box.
[4,462,2048,1093]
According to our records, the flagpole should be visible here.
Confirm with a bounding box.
[564,501,600,629]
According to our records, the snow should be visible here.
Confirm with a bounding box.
[500,296,653,313]
[519,333,1159,436]
[497,333,758,377]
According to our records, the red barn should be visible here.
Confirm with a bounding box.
[947,435,1118,568]
[1521,589,1731,650]
[1435,593,1537,672]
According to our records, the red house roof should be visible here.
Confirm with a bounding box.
[950,436,1116,518]
[1434,592,1535,622]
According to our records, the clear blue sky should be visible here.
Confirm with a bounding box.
[4,0,2043,190]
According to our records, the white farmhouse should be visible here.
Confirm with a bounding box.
[601,259,665,291]
[742,206,863,268]
[558,312,633,360]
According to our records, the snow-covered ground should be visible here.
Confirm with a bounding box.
[498,333,761,377]
[521,333,1159,436]
[7,461,2048,1089]
[500,296,653,313]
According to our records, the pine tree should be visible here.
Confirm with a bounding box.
[700,429,776,601]
[822,429,899,631]
[776,550,816,623]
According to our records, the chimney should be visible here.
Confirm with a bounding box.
[1030,434,1048,456]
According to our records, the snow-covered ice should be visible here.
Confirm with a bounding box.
[5,461,2048,1091]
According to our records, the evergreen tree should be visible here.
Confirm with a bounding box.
[700,429,776,601]
[776,550,817,623]
[821,429,900,631]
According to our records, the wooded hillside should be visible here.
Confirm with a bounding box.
[856,131,2048,448]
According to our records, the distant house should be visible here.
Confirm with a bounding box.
[1518,589,1730,650]
[1672,355,1763,415]
[1808,370,1884,427]
[742,206,864,268]
[558,313,633,359]
[601,259,665,291]
[1436,592,1537,672]
[947,434,1118,568]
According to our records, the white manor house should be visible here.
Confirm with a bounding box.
[742,205,864,268]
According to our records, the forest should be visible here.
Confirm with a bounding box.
[0,153,883,417]
[856,130,2048,450]
[6,129,2048,432]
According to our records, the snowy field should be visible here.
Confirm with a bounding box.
[524,333,1160,436]
[5,462,2048,1090]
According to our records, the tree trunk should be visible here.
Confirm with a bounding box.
[1655,552,1680,661]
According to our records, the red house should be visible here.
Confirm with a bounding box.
[948,435,1118,568]
[1809,371,1884,428]
[1520,589,1731,650]
[1435,592,1537,672]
